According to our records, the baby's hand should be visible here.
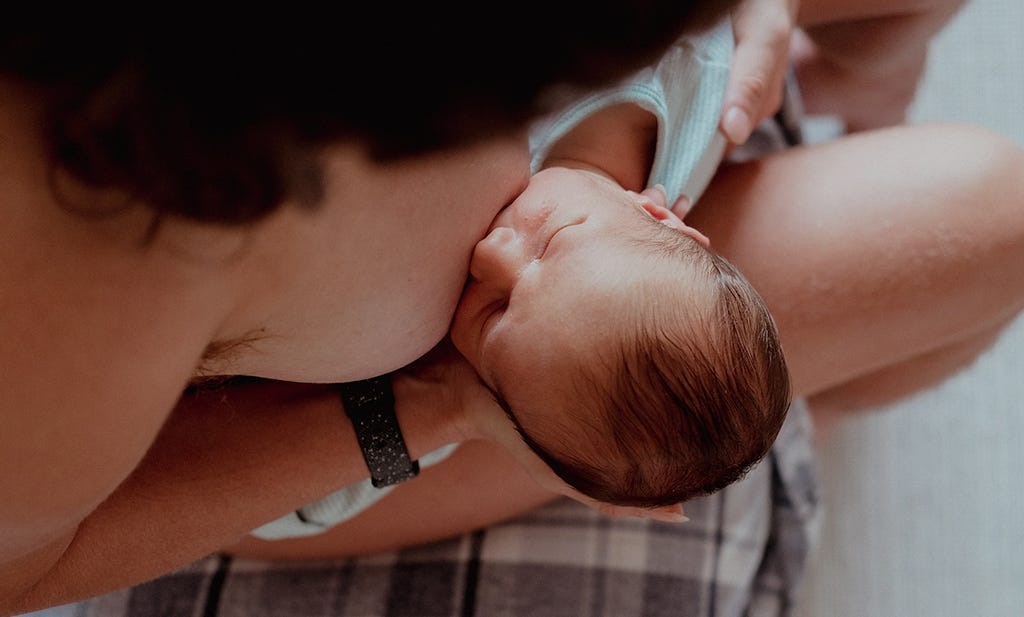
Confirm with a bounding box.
[721,0,800,145]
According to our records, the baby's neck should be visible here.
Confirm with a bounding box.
[540,102,656,192]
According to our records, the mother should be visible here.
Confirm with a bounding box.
[0,4,747,613]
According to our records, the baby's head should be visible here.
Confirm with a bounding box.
[450,167,790,517]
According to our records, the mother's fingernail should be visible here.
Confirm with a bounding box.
[723,106,753,144]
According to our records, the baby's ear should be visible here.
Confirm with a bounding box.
[637,199,687,231]
[596,502,690,523]
[643,503,689,524]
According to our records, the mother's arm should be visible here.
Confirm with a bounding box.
[2,367,471,616]
[5,380,465,616]
[0,220,469,616]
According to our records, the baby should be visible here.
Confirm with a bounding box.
[449,148,789,514]
[447,20,790,514]
[449,175,790,512]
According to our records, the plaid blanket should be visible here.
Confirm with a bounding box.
[58,399,819,617]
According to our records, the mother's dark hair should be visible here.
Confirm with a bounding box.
[0,2,737,224]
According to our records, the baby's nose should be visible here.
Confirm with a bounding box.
[469,226,530,293]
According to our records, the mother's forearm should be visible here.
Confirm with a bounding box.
[6,378,453,615]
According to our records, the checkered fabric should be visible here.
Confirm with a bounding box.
[60,399,819,617]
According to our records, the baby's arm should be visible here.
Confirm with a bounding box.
[539,102,657,193]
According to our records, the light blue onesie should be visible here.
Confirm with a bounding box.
[529,19,732,213]
[252,18,733,540]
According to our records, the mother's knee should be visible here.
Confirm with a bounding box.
[915,124,1024,222]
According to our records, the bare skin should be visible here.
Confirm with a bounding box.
[689,124,1024,410]
[0,80,526,613]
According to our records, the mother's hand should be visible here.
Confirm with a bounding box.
[392,337,503,445]
[721,0,800,145]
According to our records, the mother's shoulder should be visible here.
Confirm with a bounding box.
[1,79,238,408]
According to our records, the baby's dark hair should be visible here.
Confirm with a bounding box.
[508,225,791,508]
[0,2,737,225]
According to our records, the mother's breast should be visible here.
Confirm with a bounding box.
[199,138,530,383]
